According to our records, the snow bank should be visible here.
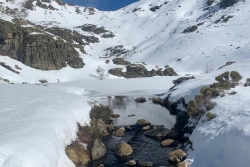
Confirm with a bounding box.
[188,86,250,167]
[0,84,90,167]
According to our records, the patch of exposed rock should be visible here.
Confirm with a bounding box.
[112,58,131,65]
[218,61,235,70]
[102,45,129,58]
[109,64,177,78]
[220,0,239,8]
[183,25,198,33]
[76,24,114,38]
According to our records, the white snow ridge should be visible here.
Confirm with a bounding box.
[0,0,250,166]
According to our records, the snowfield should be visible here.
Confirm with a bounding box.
[0,0,250,166]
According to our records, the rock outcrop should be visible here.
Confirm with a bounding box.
[0,19,84,70]
[220,0,239,8]
[102,45,129,58]
[76,24,115,38]
[112,58,131,65]
[109,63,177,78]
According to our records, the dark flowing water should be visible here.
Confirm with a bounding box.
[89,96,176,167]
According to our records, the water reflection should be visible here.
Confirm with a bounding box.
[93,96,176,129]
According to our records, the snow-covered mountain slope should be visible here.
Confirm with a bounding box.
[0,0,250,167]
[1,0,249,75]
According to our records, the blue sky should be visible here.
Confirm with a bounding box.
[63,0,139,11]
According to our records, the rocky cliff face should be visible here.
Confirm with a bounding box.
[0,19,84,70]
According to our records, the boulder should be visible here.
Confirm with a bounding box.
[65,141,90,166]
[167,149,187,163]
[111,113,120,118]
[144,127,170,139]
[136,119,151,126]
[126,160,137,166]
[91,139,106,160]
[138,161,153,167]
[114,141,133,157]
[161,139,178,147]
[142,126,150,130]
[125,125,132,130]
[112,128,125,137]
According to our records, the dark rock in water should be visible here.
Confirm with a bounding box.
[0,19,84,70]
[144,127,170,139]
[167,149,187,163]
[142,126,151,131]
[138,161,153,167]
[114,141,133,157]
[183,25,198,33]
[136,119,151,126]
[112,58,131,66]
[128,114,136,117]
[111,113,120,118]
[125,125,132,130]
[126,160,137,166]
[220,0,239,8]
[90,139,106,160]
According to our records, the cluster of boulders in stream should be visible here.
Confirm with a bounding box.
[65,101,190,167]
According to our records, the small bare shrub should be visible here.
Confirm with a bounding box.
[203,63,214,74]
[96,66,109,80]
